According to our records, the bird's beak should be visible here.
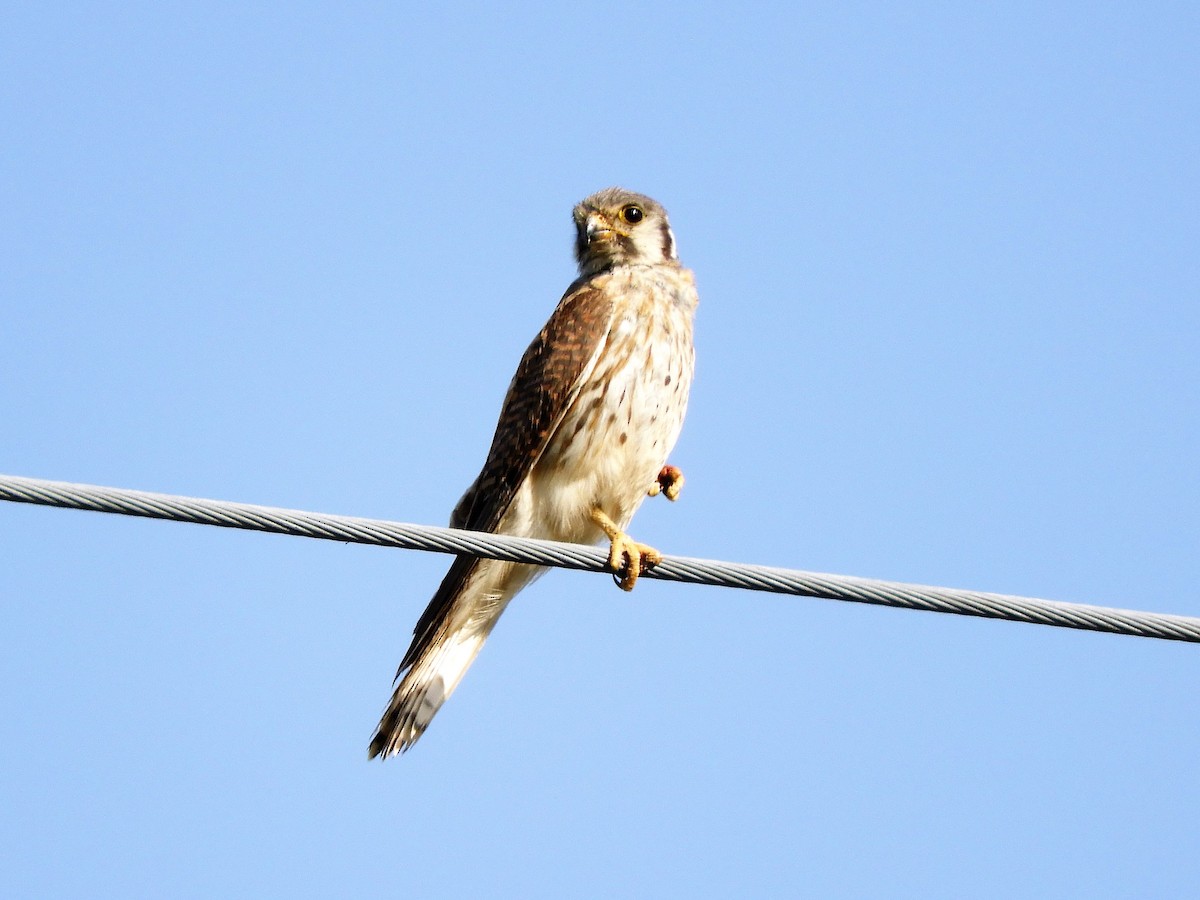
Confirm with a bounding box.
[585,213,618,244]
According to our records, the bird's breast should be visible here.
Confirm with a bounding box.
[532,265,697,542]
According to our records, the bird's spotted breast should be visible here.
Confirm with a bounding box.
[536,264,696,537]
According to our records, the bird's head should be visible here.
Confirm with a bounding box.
[572,187,677,276]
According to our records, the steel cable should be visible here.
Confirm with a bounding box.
[3,473,1198,643]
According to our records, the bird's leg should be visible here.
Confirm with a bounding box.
[647,464,685,501]
[590,507,662,592]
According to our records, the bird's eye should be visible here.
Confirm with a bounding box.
[620,205,644,224]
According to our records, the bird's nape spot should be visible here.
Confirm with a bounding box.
[660,223,677,260]
[620,432,628,444]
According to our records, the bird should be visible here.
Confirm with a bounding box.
[368,187,698,757]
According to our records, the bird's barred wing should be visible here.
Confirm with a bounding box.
[397,280,616,673]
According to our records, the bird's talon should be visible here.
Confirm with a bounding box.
[655,465,684,501]
[605,532,662,592]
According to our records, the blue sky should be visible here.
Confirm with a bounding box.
[3,3,1198,897]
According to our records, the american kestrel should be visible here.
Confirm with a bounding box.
[369,188,698,757]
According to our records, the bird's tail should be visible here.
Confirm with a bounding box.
[368,627,492,757]
[368,557,540,758]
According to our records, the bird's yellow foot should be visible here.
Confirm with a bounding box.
[590,508,662,591]
[648,464,684,501]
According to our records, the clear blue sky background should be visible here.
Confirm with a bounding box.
[3,4,1198,897]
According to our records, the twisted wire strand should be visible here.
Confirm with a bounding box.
[2,473,1198,643]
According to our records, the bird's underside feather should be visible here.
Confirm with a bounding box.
[368,283,617,757]
[403,282,616,665]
